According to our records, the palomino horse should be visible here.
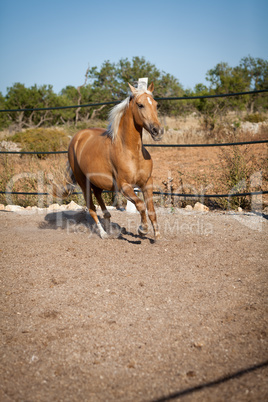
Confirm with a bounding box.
[59,82,164,240]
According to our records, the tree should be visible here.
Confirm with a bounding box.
[118,56,161,89]
[0,92,8,129]
[1,56,266,131]
[88,61,119,100]
[5,83,61,130]
[238,56,268,112]
[87,56,184,117]
[205,62,249,115]
[239,56,268,90]
[206,62,248,93]
[205,56,268,114]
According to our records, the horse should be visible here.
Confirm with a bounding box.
[56,82,164,240]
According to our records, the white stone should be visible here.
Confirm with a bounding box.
[237,207,243,213]
[193,202,209,212]
[65,201,82,210]
[0,140,22,152]
[5,205,24,212]
[240,122,260,135]
[48,203,61,211]
[26,206,44,213]
[185,205,193,211]
[0,204,5,210]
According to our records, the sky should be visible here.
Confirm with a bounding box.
[0,0,267,96]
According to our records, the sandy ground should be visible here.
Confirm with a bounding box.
[0,207,267,402]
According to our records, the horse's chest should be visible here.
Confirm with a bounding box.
[122,157,151,186]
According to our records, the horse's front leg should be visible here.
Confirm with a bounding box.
[142,177,160,240]
[121,183,148,236]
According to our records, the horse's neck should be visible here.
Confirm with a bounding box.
[118,106,143,151]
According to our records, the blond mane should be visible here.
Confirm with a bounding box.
[107,89,153,141]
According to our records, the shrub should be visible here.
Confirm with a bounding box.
[216,145,262,209]
[8,128,69,158]
[244,113,266,123]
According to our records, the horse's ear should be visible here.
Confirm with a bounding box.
[148,82,154,93]
[128,83,137,95]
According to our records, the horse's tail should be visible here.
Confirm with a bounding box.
[52,162,77,199]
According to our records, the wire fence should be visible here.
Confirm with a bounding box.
[1,190,267,198]
[0,139,268,155]
[0,89,267,200]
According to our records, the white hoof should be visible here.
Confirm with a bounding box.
[99,230,109,239]
[154,231,160,241]
[97,222,109,239]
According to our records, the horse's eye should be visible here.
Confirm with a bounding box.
[137,103,144,109]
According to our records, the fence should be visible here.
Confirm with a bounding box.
[0,89,268,201]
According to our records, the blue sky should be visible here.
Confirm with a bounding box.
[0,0,267,95]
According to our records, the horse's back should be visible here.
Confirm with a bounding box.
[69,128,105,151]
[69,128,111,160]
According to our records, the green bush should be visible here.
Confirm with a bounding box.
[244,113,266,123]
[8,128,69,158]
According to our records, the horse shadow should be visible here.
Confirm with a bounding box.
[39,209,153,244]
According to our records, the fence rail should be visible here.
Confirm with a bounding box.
[1,190,267,198]
[0,139,267,155]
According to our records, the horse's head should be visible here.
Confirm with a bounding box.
[128,83,164,141]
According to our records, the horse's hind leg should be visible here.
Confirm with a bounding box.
[92,187,111,232]
[82,180,108,239]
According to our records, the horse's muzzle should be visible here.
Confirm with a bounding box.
[148,124,164,141]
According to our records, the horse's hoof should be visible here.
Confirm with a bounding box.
[138,225,148,237]
[154,231,160,241]
[99,230,109,239]
[97,222,109,239]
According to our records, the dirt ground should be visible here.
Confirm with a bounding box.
[148,145,267,195]
[0,207,267,402]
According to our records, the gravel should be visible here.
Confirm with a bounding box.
[0,208,267,401]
